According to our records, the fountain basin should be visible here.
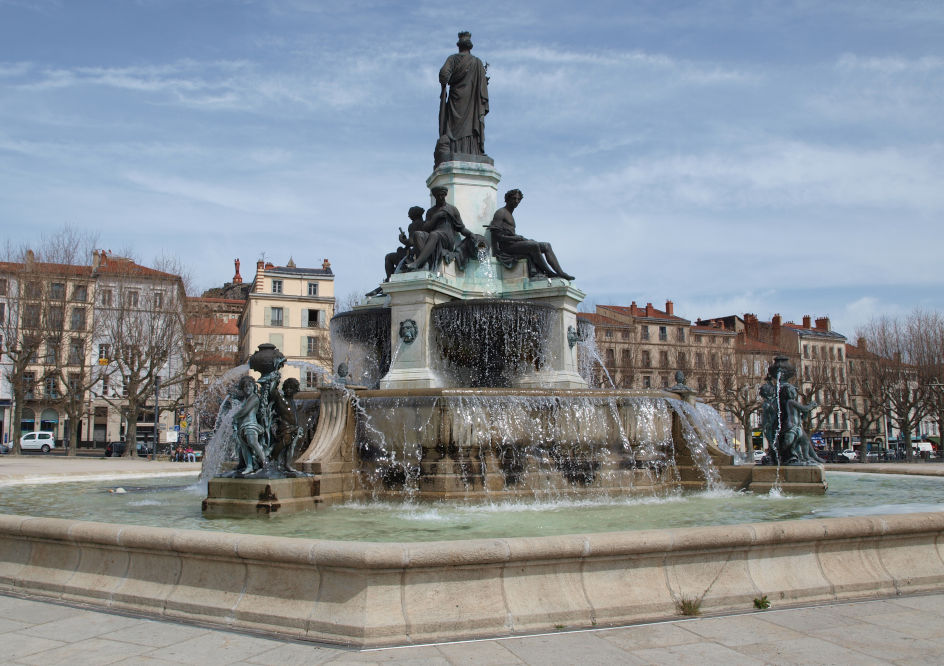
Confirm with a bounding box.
[2,510,943,646]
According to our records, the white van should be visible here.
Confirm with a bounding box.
[19,431,56,453]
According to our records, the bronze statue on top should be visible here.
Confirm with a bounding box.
[435,31,491,166]
[488,189,575,281]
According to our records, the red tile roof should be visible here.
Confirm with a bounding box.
[598,304,689,323]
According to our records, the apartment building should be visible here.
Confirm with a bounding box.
[239,258,335,389]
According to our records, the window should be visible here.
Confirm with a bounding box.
[829,347,835,360]
[50,282,65,300]
[0,302,5,324]
[307,336,320,357]
[305,370,320,389]
[604,329,613,338]
[272,279,283,294]
[803,344,809,358]
[68,373,81,393]
[100,289,113,306]
[642,375,652,389]
[695,352,704,368]
[48,305,64,329]
[640,326,649,341]
[833,413,840,427]
[72,285,87,302]
[694,335,703,344]
[605,348,615,364]
[804,366,810,380]
[307,282,318,296]
[24,372,36,399]
[270,307,284,327]
[660,375,668,388]
[677,328,685,342]
[101,375,109,396]
[44,340,58,365]
[641,350,651,368]
[677,351,686,367]
[70,307,86,331]
[126,290,139,307]
[621,330,629,340]
[69,338,84,365]
[0,278,6,295]
[25,282,41,299]
[154,292,163,309]
[659,350,669,367]
[98,344,110,362]
[45,376,58,399]
[306,308,323,327]
[710,353,719,369]
[659,326,667,341]
[811,346,818,359]
[837,348,843,361]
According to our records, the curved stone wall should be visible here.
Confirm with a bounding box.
[1,512,942,646]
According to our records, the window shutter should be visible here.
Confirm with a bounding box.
[300,337,307,356]
[301,309,309,328]
[264,306,271,326]
[284,308,289,327]
[269,333,283,350]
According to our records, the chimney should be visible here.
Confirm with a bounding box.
[802,315,811,328]
[322,258,331,271]
[665,300,674,315]
[630,300,637,314]
[233,258,243,285]
[646,302,654,316]
[744,313,759,339]
[25,249,35,266]
[254,260,265,293]
[772,313,782,345]
[815,316,830,331]
[92,250,101,269]
[265,262,274,270]
[857,337,867,351]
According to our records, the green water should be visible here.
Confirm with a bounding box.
[1,471,942,542]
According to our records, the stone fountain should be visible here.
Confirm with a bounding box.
[202,32,824,518]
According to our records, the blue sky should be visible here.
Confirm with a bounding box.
[2,0,942,338]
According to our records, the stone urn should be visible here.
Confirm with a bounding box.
[249,343,286,376]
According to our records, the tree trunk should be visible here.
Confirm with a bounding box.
[124,413,138,458]
[903,429,914,462]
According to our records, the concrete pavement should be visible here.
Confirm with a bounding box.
[1,590,943,664]
[0,455,201,485]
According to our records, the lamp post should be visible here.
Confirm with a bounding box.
[153,375,160,460]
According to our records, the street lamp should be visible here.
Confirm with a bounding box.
[153,375,160,460]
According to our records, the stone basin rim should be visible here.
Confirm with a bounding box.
[2,510,942,568]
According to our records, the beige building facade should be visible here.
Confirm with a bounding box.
[239,259,335,389]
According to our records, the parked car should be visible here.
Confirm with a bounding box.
[0,442,10,454]
[753,449,766,463]
[104,441,152,457]
[20,431,57,453]
[839,449,858,462]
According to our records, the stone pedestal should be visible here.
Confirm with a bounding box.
[379,275,459,389]
[202,477,320,518]
[426,160,501,237]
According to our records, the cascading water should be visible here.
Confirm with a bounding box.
[575,321,616,388]
[347,391,732,502]
[431,299,555,387]
[329,307,391,388]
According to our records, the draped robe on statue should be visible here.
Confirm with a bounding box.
[439,53,489,156]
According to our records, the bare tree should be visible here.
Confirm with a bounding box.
[0,228,98,455]
[96,261,189,457]
[844,339,888,461]
[859,314,931,462]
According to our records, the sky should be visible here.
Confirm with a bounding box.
[1,0,942,339]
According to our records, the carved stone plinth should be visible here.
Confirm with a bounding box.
[202,477,320,518]
[426,160,501,238]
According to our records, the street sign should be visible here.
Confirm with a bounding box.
[174,425,180,432]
